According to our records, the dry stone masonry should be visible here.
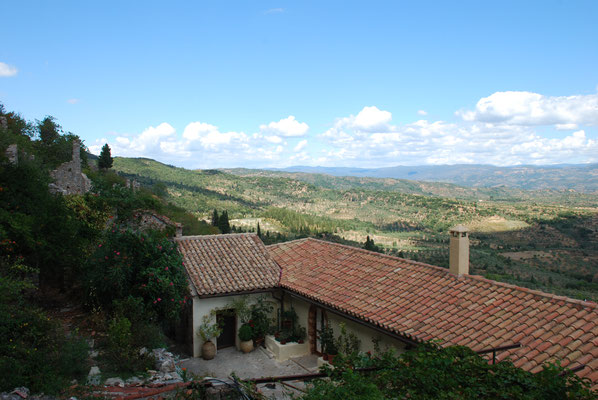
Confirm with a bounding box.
[48,140,91,195]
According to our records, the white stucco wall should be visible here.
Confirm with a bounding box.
[192,292,279,358]
[284,294,407,356]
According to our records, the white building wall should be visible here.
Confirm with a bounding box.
[284,294,407,356]
[192,292,278,358]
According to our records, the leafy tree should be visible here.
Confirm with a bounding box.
[37,116,61,145]
[84,229,189,323]
[98,143,113,169]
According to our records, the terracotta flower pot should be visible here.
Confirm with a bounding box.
[240,340,254,353]
[202,341,216,360]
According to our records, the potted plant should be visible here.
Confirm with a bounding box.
[250,297,274,347]
[198,314,222,360]
[319,324,335,361]
[238,323,254,353]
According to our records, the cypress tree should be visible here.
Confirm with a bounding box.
[211,209,219,227]
[218,210,231,234]
[257,222,261,238]
[98,143,113,169]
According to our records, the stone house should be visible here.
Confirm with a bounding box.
[177,230,598,387]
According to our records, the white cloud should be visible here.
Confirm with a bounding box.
[319,102,598,167]
[556,123,578,131]
[353,106,392,131]
[67,98,80,104]
[87,89,598,169]
[0,62,18,77]
[417,110,428,116]
[458,91,598,126]
[265,8,284,14]
[260,116,309,137]
[294,139,308,152]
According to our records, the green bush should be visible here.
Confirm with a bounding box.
[238,324,253,341]
[302,343,597,399]
[0,264,89,393]
[102,316,155,374]
[84,229,189,323]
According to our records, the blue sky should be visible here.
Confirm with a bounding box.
[1,1,597,168]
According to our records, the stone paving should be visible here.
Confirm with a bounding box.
[180,346,320,399]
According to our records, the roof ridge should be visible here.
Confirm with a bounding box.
[266,237,310,248]
[175,232,257,241]
[276,237,450,272]
[271,237,598,309]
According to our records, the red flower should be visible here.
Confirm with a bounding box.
[157,297,162,301]
[165,267,169,271]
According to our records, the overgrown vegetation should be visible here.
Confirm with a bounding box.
[0,104,197,392]
[302,343,597,399]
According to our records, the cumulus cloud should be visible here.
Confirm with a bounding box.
[457,91,598,126]
[0,62,18,77]
[87,89,598,169]
[417,110,428,116]
[67,98,80,104]
[320,102,598,166]
[89,119,292,168]
[260,116,309,137]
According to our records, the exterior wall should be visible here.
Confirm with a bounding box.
[191,292,278,358]
[284,294,407,356]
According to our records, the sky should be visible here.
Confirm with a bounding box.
[1,0,597,169]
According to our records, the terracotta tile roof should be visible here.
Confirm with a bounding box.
[268,238,598,386]
[177,233,280,296]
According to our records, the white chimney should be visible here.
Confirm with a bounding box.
[449,225,469,276]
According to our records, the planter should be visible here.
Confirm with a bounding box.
[240,340,254,353]
[202,341,216,360]
[265,335,310,361]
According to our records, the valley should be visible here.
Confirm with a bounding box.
[114,157,598,302]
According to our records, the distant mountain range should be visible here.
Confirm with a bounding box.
[268,164,598,193]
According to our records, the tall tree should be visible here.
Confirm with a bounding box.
[98,143,113,169]
[211,209,219,227]
[257,222,262,238]
[37,116,61,145]
[218,210,231,234]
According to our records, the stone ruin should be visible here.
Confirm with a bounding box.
[129,210,183,237]
[4,144,18,165]
[48,140,92,195]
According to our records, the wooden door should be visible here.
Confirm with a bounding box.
[216,310,236,349]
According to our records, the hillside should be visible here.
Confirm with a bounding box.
[272,164,598,193]
[114,157,598,302]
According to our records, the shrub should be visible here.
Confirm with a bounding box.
[0,263,88,393]
[84,229,189,324]
[102,316,155,374]
[238,324,253,342]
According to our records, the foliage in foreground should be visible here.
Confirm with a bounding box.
[84,229,189,323]
[302,343,596,400]
[0,263,89,393]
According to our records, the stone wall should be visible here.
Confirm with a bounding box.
[49,140,92,195]
[129,210,183,237]
[4,144,18,165]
